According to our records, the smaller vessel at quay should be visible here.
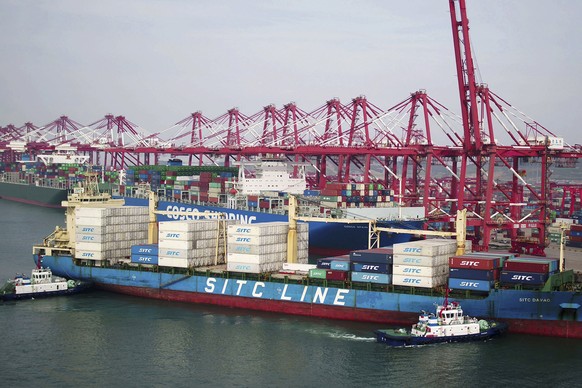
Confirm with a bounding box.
[0,267,91,301]
[374,300,508,346]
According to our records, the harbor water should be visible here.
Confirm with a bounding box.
[1,200,582,387]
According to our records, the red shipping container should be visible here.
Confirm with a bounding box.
[321,189,341,196]
[326,270,349,281]
[570,224,582,231]
[449,256,500,270]
[326,182,344,190]
[504,261,549,273]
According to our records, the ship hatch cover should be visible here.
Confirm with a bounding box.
[559,303,581,310]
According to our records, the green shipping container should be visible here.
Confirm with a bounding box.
[309,269,327,279]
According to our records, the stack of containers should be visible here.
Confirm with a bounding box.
[130,244,159,265]
[499,256,559,288]
[208,177,223,203]
[318,182,395,211]
[392,240,456,288]
[226,222,309,273]
[158,219,234,268]
[568,224,582,248]
[315,255,349,270]
[198,172,211,202]
[448,254,503,292]
[309,254,351,282]
[349,248,394,285]
[281,263,317,276]
[74,207,150,263]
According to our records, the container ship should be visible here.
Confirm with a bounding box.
[1,158,424,256]
[32,177,582,339]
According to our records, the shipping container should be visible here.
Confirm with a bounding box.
[330,260,350,271]
[512,257,559,272]
[449,268,499,281]
[350,262,391,274]
[392,274,446,288]
[499,271,549,286]
[326,270,349,281]
[393,264,448,277]
[131,244,159,256]
[130,254,159,265]
[449,256,500,270]
[448,278,495,292]
[349,248,393,264]
[392,240,456,256]
[351,271,392,284]
[227,222,289,236]
[504,261,550,274]
[309,268,327,279]
[158,257,189,268]
[392,254,449,267]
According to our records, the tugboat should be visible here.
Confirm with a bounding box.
[374,300,508,346]
[0,267,91,301]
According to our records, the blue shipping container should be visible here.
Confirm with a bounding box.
[500,271,549,285]
[131,244,159,256]
[330,261,350,271]
[448,278,494,292]
[317,256,349,269]
[351,272,392,284]
[351,262,391,274]
[303,190,320,196]
[130,254,159,265]
[349,249,393,264]
[449,268,497,281]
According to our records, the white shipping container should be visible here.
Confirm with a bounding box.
[75,225,105,235]
[75,207,108,218]
[75,241,106,252]
[76,234,104,243]
[227,233,287,245]
[227,222,289,236]
[158,257,189,268]
[392,274,446,288]
[159,219,222,232]
[228,243,287,255]
[393,240,456,256]
[75,249,106,261]
[159,248,191,259]
[227,261,282,274]
[158,239,194,250]
[75,217,108,227]
[159,230,197,241]
[392,264,448,277]
[282,263,317,272]
[227,251,287,264]
[392,254,449,267]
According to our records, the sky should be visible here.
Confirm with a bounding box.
[1,0,581,145]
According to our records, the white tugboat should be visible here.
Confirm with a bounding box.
[0,267,91,301]
[374,300,508,346]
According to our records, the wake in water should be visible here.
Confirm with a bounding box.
[304,327,376,342]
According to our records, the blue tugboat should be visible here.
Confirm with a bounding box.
[374,300,508,347]
[0,267,91,301]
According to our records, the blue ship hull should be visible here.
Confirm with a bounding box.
[36,254,582,338]
[122,197,423,256]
